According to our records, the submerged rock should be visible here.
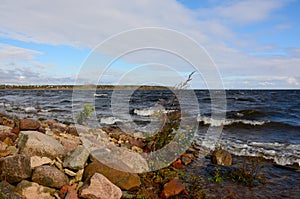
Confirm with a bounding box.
[160,178,185,199]
[83,160,141,191]
[0,181,22,199]
[211,149,233,166]
[18,131,66,159]
[16,180,56,199]
[63,145,89,170]
[80,173,122,199]
[32,165,69,188]
[0,154,32,183]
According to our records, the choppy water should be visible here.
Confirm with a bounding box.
[0,89,299,166]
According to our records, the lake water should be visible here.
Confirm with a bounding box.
[0,89,299,167]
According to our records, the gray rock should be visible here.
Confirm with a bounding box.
[80,173,122,199]
[0,154,32,183]
[16,180,56,199]
[63,145,89,170]
[32,165,69,188]
[17,131,66,159]
[0,181,22,199]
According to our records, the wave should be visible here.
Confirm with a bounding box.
[224,140,300,166]
[197,116,268,127]
[94,93,108,97]
[229,109,266,118]
[134,108,175,117]
[24,106,37,113]
[100,117,125,125]
[198,138,300,166]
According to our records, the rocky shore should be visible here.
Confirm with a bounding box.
[0,112,202,199]
[0,112,299,199]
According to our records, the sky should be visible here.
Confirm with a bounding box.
[0,0,299,89]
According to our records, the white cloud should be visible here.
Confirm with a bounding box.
[0,43,42,62]
[198,0,288,25]
[0,0,298,88]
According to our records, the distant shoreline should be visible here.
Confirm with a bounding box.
[0,85,171,90]
[0,85,299,91]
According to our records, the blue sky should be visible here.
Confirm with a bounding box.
[0,0,299,88]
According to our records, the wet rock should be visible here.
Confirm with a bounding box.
[30,156,53,168]
[83,160,141,191]
[0,181,22,199]
[181,153,195,165]
[172,159,184,169]
[63,146,89,170]
[18,131,66,159]
[20,119,41,130]
[16,180,56,199]
[160,178,185,199]
[0,154,32,183]
[59,184,78,199]
[80,173,122,199]
[205,164,235,177]
[0,125,17,142]
[32,165,69,188]
[211,149,233,166]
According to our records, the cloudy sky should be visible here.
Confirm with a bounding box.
[0,0,299,89]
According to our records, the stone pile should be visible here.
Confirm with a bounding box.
[0,113,201,199]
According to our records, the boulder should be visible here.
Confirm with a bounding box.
[0,154,32,183]
[83,160,141,191]
[16,180,56,199]
[211,149,232,166]
[20,119,40,130]
[160,178,185,199]
[59,185,78,199]
[0,181,22,199]
[32,165,69,188]
[63,146,89,170]
[80,173,122,199]
[17,131,66,159]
